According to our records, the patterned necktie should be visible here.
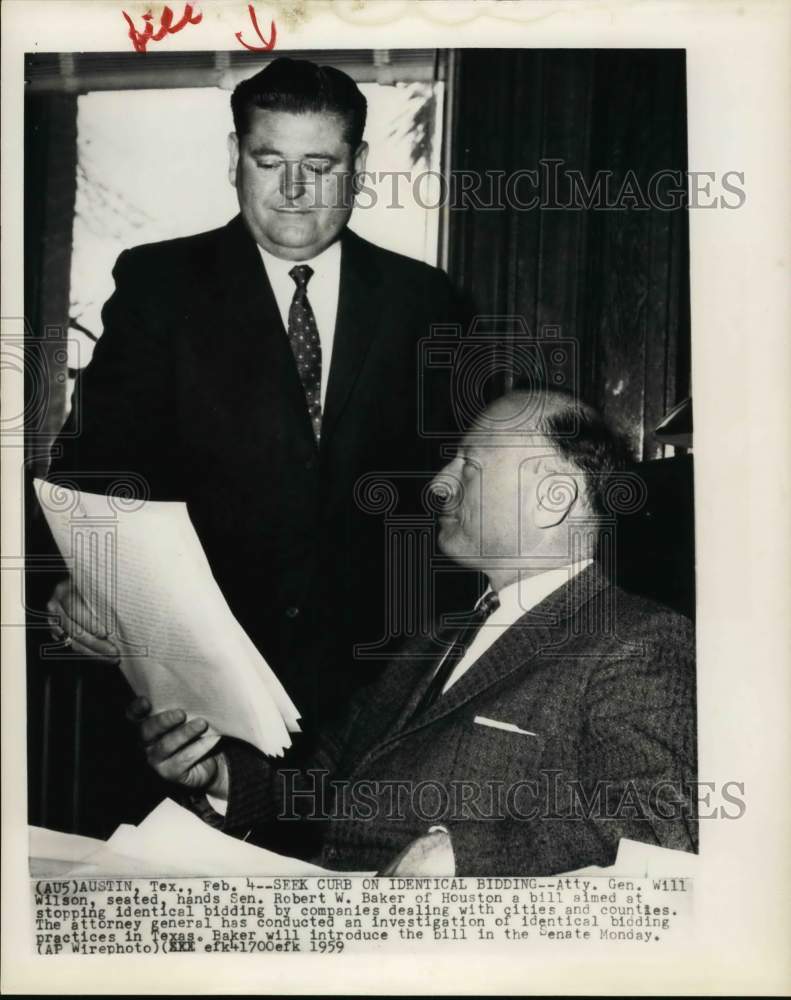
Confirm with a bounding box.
[287,264,322,443]
[415,590,502,714]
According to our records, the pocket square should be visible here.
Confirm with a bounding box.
[473,715,538,737]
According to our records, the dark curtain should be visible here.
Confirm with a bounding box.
[445,49,690,459]
[25,93,79,830]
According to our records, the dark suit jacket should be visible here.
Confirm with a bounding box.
[49,216,467,729]
[213,564,698,876]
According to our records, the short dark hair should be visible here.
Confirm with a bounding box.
[535,391,632,516]
[231,57,367,148]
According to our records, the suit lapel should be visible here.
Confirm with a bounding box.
[363,563,612,761]
[321,229,383,444]
[216,215,316,447]
[371,625,461,748]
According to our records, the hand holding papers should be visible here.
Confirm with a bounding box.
[35,480,300,757]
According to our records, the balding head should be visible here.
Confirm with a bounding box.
[469,389,629,515]
[471,388,570,435]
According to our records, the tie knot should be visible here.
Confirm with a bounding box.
[289,264,314,290]
[474,591,500,620]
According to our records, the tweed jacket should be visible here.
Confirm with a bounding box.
[209,562,697,875]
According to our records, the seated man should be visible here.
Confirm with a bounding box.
[130,390,697,876]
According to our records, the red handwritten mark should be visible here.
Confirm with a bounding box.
[122,4,203,54]
[235,4,277,51]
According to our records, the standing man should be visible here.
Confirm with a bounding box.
[47,58,466,736]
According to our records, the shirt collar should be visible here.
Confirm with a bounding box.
[479,559,593,620]
[257,238,341,278]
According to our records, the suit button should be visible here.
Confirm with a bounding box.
[285,606,300,619]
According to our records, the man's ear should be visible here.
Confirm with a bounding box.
[352,141,369,192]
[227,132,240,187]
[535,471,579,529]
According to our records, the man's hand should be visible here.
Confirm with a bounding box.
[379,827,456,876]
[47,579,120,662]
[126,696,229,799]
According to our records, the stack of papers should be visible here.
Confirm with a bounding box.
[30,798,349,876]
[34,480,300,756]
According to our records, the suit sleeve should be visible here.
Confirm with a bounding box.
[448,627,698,876]
[49,248,176,496]
[200,701,365,841]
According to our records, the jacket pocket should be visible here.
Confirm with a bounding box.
[455,724,545,784]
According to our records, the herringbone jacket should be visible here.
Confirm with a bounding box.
[213,563,697,875]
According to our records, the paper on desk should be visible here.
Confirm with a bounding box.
[29,825,105,862]
[560,839,699,877]
[34,479,300,756]
[30,800,364,877]
[28,826,156,877]
[28,826,107,875]
[103,798,338,875]
[613,837,699,877]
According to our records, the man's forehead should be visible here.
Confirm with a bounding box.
[242,107,350,145]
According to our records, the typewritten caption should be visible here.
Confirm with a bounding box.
[33,876,693,955]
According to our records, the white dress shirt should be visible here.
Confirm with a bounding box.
[441,560,593,694]
[258,240,342,407]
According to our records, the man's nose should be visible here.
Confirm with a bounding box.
[281,160,308,201]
